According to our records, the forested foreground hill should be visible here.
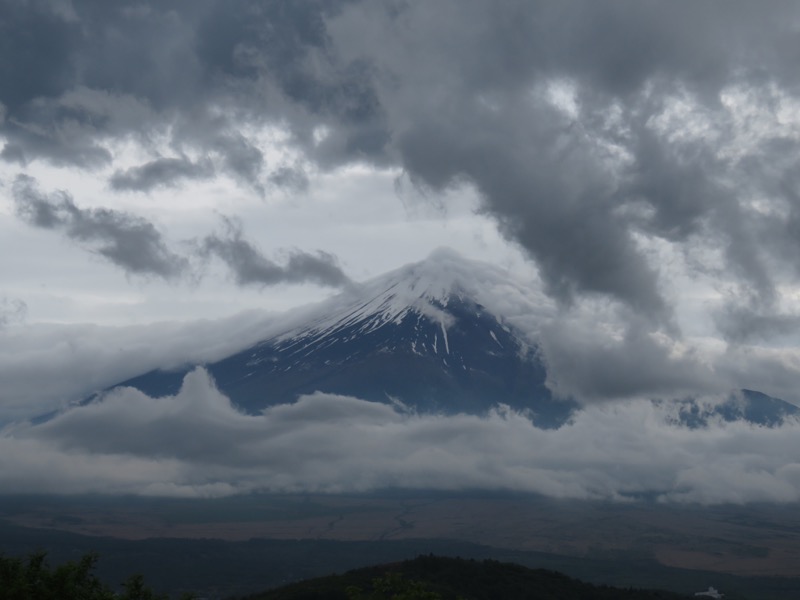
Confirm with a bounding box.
[238,555,697,600]
[0,552,190,600]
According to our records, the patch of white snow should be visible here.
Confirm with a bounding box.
[441,322,450,354]
[489,330,503,348]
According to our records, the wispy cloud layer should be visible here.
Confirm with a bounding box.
[109,156,215,192]
[11,175,351,287]
[13,174,190,279]
[200,217,351,288]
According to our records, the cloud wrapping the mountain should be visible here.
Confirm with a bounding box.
[538,313,720,400]
[0,312,287,421]
[2,368,799,503]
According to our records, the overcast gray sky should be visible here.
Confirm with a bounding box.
[4,1,800,501]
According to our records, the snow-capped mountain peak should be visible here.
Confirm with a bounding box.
[93,247,797,429]
[268,250,520,363]
[276,247,548,347]
[111,248,568,423]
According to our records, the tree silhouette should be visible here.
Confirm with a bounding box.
[0,552,192,600]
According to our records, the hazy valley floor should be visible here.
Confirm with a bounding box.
[3,494,799,577]
[1,494,799,599]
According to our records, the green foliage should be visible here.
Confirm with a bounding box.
[243,555,694,600]
[346,572,443,600]
[0,551,185,600]
[119,573,169,600]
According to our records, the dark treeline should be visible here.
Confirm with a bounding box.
[239,555,699,600]
[0,552,192,600]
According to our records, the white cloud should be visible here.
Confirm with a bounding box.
[0,296,26,327]
[3,368,799,503]
[0,311,282,421]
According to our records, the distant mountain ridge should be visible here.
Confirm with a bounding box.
[98,248,798,429]
[667,388,799,428]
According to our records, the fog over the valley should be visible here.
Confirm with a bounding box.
[4,1,800,501]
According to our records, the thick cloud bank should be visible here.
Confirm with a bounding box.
[3,368,799,504]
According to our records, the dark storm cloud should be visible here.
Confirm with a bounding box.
[539,314,718,401]
[396,113,669,320]
[5,0,800,397]
[0,0,79,114]
[201,217,351,288]
[12,175,189,279]
[0,0,382,170]
[210,133,265,192]
[321,0,800,392]
[269,164,310,193]
[324,0,800,322]
[109,156,214,192]
[715,304,800,345]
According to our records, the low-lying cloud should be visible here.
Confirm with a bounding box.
[4,368,800,504]
[0,312,284,421]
